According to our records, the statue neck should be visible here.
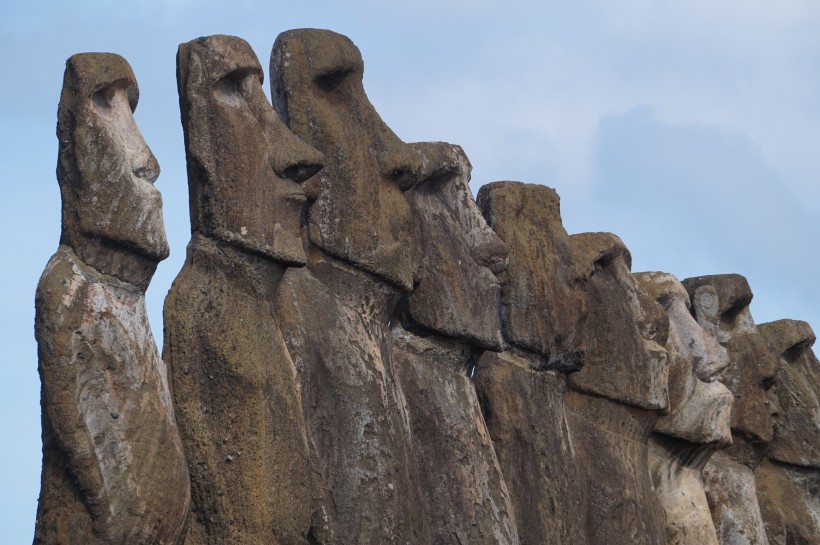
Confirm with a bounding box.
[306,247,401,327]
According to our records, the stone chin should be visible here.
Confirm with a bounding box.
[656,378,733,446]
[210,225,306,266]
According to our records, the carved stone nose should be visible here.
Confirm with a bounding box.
[133,150,160,183]
[473,237,509,276]
[270,130,325,183]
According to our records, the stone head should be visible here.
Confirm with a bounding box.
[57,53,168,282]
[568,233,669,411]
[271,29,434,290]
[636,272,733,446]
[476,181,586,368]
[177,35,324,265]
[759,320,820,467]
[403,144,508,350]
[683,274,779,442]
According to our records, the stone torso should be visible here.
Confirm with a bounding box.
[163,236,310,545]
[34,246,189,545]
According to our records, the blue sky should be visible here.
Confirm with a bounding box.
[2,1,819,541]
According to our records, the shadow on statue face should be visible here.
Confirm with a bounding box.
[684,275,779,442]
[637,272,733,446]
[760,320,820,467]
[178,35,324,265]
[60,53,169,263]
[405,145,508,350]
[569,234,669,411]
[271,29,435,290]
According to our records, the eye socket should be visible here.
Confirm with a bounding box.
[315,69,353,93]
[214,68,259,107]
[91,80,135,112]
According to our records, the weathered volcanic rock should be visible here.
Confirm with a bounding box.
[474,351,585,545]
[566,392,666,545]
[684,275,776,545]
[272,28,434,290]
[476,182,585,369]
[271,29,450,544]
[685,274,778,443]
[754,320,820,545]
[636,272,732,445]
[391,144,517,544]
[635,272,733,545]
[403,145,508,350]
[755,459,820,545]
[569,233,669,410]
[564,241,669,545]
[758,320,820,468]
[703,443,770,545]
[474,182,587,543]
[276,260,425,545]
[648,436,721,545]
[393,331,518,545]
[34,53,189,545]
[165,35,322,545]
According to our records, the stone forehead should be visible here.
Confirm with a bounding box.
[682,274,752,318]
[477,181,562,232]
[274,28,363,79]
[62,53,138,111]
[179,35,263,85]
[634,272,688,309]
[759,319,816,357]
[570,231,632,272]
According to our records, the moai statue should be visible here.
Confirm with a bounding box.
[271,29,452,544]
[474,181,589,545]
[755,320,820,545]
[563,234,670,545]
[635,272,734,545]
[164,35,323,545]
[34,53,189,544]
[683,275,778,545]
[391,145,519,544]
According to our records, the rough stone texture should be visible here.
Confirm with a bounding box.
[563,253,669,545]
[474,351,586,545]
[165,35,320,545]
[403,146,508,350]
[704,444,771,545]
[390,144,518,544]
[474,182,586,544]
[683,274,755,345]
[34,53,189,545]
[636,272,732,446]
[635,272,733,545]
[569,233,669,410]
[754,320,820,545]
[393,331,518,545]
[270,28,450,544]
[684,275,777,545]
[476,182,585,368]
[475,181,668,544]
[566,392,666,545]
[276,261,424,545]
[755,459,820,545]
[176,35,323,266]
[37,29,820,545]
[271,28,440,291]
[648,437,720,545]
[758,320,820,468]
